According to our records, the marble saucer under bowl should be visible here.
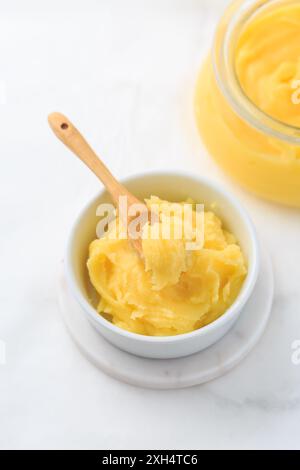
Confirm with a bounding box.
[58,244,273,389]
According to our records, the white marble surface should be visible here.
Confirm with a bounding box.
[0,0,300,450]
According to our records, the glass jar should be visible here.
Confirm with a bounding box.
[195,0,300,207]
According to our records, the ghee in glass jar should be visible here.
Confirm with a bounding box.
[196,0,300,207]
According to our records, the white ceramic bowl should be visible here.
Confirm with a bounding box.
[65,171,259,359]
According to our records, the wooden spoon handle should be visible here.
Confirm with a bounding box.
[48,112,139,206]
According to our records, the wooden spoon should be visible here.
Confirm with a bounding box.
[48,112,147,256]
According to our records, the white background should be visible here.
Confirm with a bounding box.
[1,0,300,449]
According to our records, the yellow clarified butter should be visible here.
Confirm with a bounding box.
[235,4,300,127]
[87,197,247,336]
[195,2,300,207]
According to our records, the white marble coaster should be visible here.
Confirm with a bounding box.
[58,248,273,389]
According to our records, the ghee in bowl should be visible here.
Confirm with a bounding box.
[195,0,300,207]
[66,172,258,358]
[87,196,247,337]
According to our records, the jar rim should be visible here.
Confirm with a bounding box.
[212,0,300,145]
